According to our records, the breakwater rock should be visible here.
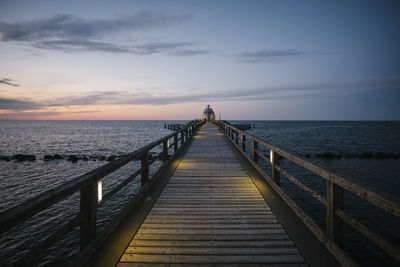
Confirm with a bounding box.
[0,154,36,162]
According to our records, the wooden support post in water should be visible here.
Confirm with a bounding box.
[163,139,168,162]
[242,134,246,151]
[271,150,280,186]
[252,140,258,163]
[174,133,178,152]
[141,150,149,187]
[327,181,344,246]
[80,182,97,250]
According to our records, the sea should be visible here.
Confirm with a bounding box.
[0,120,399,266]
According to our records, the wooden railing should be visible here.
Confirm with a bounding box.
[216,121,400,266]
[0,120,203,265]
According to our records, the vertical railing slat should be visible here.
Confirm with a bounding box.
[162,139,168,162]
[181,130,184,146]
[80,182,97,250]
[174,133,178,152]
[327,181,344,246]
[141,150,149,187]
[271,150,281,186]
[252,140,258,163]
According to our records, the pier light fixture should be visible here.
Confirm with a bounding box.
[270,150,273,163]
[98,181,103,203]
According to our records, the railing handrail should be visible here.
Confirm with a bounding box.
[216,120,400,265]
[0,120,203,256]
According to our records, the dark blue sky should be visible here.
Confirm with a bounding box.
[0,0,399,120]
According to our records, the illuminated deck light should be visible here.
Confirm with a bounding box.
[98,181,102,203]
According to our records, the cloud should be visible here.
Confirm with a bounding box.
[0,12,208,57]
[0,12,188,41]
[34,39,132,53]
[0,78,19,87]
[0,97,42,110]
[44,75,399,107]
[168,49,210,56]
[235,49,306,63]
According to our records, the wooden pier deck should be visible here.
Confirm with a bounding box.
[118,123,307,266]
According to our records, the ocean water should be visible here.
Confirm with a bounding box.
[0,120,184,266]
[0,120,399,266]
[239,120,400,266]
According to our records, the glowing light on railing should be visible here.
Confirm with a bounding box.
[98,181,102,203]
[270,150,273,163]
[167,139,170,148]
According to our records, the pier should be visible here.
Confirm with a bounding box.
[0,121,399,266]
[117,123,305,265]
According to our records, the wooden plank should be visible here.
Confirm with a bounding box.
[136,228,286,235]
[117,263,308,267]
[145,214,277,220]
[161,190,260,193]
[140,223,283,229]
[148,213,273,216]
[120,254,305,264]
[155,201,266,204]
[133,233,291,241]
[149,208,271,212]
[129,240,295,248]
[125,246,301,255]
[160,194,262,198]
[143,219,280,224]
[153,204,270,209]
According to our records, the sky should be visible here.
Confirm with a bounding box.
[0,0,399,120]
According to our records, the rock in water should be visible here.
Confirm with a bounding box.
[67,155,78,163]
[107,156,116,161]
[14,154,36,162]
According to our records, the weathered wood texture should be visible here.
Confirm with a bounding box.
[119,123,306,266]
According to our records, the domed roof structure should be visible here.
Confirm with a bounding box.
[202,104,215,121]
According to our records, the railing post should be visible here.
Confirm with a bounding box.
[235,131,239,145]
[271,150,280,186]
[163,138,168,162]
[181,130,184,146]
[141,150,149,187]
[241,134,246,151]
[174,133,178,152]
[327,181,344,246]
[185,128,188,141]
[252,140,258,162]
[80,182,97,250]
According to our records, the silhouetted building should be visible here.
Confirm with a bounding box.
[202,104,215,121]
